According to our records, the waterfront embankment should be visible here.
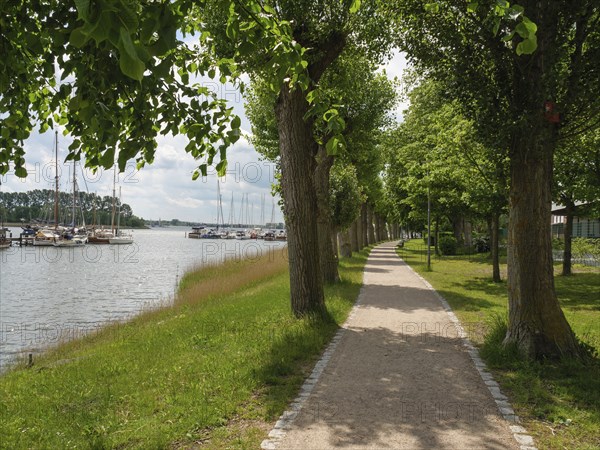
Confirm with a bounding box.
[0,246,371,448]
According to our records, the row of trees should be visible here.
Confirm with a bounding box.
[1,1,598,360]
[0,189,144,228]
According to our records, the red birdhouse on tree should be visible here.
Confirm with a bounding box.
[544,101,561,123]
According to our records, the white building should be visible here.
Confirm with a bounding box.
[551,202,600,238]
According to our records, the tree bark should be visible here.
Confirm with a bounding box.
[350,219,359,252]
[505,127,579,358]
[451,215,464,245]
[339,229,352,258]
[361,203,368,247]
[367,205,376,244]
[503,3,580,359]
[374,213,381,242]
[314,145,339,284]
[275,87,325,317]
[491,211,501,283]
[464,221,473,247]
[562,199,574,276]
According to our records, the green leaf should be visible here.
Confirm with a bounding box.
[200,164,207,177]
[349,0,361,14]
[522,16,537,34]
[515,22,529,38]
[231,116,241,129]
[15,166,28,178]
[326,136,340,156]
[226,19,239,40]
[215,159,227,176]
[467,2,478,13]
[501,31,515,42]
[118,28,145,81]
[100,147,115,168]
[116,0,138,31]
[74,0,90,20]
[69,27,89,48]
[192,169,200,181]
[119,28,138,60]
[516,35,537,55]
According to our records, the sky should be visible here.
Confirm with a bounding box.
[0,51,408,224]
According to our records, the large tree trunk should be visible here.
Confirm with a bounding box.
[491,211,501,283]
[503,3,580,358]
[367,205,376,244]
[562,198,574,276]
[451,215,464,245]
[374,213,381,242]
[505,128,579,358]
[314,145,339,283]
[361,203,368,247]
[350,220,359,252]
[464,221,473,247]
[339,229,351,258]
[275,87,325,317]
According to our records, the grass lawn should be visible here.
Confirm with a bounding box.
[0,246,371,449]
[398,240,600,450]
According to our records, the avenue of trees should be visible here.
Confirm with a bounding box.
[1,0,598,360]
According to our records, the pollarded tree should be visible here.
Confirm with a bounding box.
[245,51,396,284]
[329,162,363,257]
[388,0,600,358]
[384,81,477,249]
[201,0,395,315]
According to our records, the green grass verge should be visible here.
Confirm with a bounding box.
[0,247,371,449]
[398,240,600,450]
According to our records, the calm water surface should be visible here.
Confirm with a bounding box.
[0,227,286,370]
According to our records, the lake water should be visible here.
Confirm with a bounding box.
[0,227,286,371]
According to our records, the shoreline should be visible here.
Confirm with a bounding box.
[2,222,150,229]
[0,247,370,448]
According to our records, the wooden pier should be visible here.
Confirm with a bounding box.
[10,236,35,246]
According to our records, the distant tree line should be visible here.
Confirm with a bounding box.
[0,189,145,228]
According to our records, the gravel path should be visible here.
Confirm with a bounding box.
[266,241,525,449]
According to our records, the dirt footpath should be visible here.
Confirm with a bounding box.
[270,242,522,449]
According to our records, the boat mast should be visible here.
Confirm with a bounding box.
[54,130,59,230]
[116,186,122,234]
[270,197,275,226]
[216,178,224,230]
[228,191,235,227]
[111,164,116,234]
[72,160,76,230]
[238,193,244,227]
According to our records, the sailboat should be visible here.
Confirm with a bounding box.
[0,227,11,249]
[109,172,133,245]
[53,158,88,246]
[0,181,12,249]
[33,132,65,246]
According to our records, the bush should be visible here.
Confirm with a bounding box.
[552,238,564,251]
[571,238,600,259]
[439,235,458,255]
[474,236,490,253]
